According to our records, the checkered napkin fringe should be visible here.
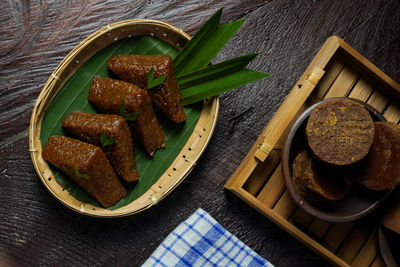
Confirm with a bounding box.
[142,208,273,267]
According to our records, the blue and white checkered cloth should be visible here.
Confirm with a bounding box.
[142,208,273,267]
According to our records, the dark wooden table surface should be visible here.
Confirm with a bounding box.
[1,0,399,266]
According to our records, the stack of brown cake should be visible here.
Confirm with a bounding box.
[292,98,400,202]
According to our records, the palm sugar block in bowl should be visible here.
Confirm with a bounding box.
[42,135,127,208]
[356,121,400,190]
[306,98,374,166]
[292,150,351,202]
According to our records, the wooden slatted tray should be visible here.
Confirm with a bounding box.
[225,36,400,266]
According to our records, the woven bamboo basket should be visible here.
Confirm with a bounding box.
[225,36,400,266]
[29,20,219,217]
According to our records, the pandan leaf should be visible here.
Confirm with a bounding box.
[173,8,268,105]
[178,53,260,89]
[119,100,139,121]
[99,131,116,147]
[73,167,89,180]
[147,67,167,89]
[181,69,269,106]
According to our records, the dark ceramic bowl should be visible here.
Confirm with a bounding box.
[282,97,392,222]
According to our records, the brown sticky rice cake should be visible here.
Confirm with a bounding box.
[42,136,126,208]
[292,150,351,202]
[62,111,139,182]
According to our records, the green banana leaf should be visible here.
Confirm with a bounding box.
[40,36,202,209]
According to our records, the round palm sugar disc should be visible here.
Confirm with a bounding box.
[306,98,374,166]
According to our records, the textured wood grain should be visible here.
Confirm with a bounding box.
[1,0,399,266]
